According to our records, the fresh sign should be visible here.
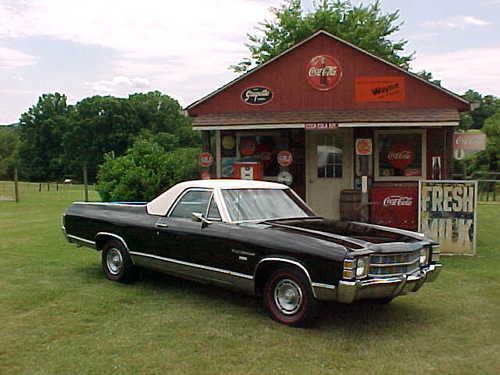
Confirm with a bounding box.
[419,181,477,255]
[241,87,273,105]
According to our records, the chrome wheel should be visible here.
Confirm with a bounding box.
[274,278,303,315]
[106,248,123,275]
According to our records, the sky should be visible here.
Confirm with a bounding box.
[0,0,499,124]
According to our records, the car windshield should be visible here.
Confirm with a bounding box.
[221,188,314,222]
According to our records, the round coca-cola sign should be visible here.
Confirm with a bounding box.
[387,144,414,170]
[198,152,213,167]
[277,150,293,167]
[306,55,342,91]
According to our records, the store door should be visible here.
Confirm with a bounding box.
[306,129,353,219]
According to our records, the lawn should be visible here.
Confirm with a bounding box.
[1,185,499,374]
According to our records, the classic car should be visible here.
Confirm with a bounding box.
[62,179,441,326]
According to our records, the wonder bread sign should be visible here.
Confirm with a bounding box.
[418,181,477,255]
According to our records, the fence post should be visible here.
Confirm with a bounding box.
[83,163,89,202]
[14,167,19,203]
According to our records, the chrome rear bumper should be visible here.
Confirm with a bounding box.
[313,263,442,303]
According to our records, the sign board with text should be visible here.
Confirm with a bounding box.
[355,76,405,103]
[418,180,477,255]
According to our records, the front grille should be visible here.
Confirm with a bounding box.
[369,250,420,277]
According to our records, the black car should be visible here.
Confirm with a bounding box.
[62,179,441,326]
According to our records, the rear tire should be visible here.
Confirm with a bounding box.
[263,265,317,327]
[101,240,135,283]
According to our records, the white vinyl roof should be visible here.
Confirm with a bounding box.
[146,179,288,216]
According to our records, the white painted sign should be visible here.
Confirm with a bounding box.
[418,180,477,255]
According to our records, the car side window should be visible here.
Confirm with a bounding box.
[169,190,212,219]
[207,197,222,221]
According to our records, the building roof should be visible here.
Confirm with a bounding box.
[192,108,460,128]
[186,30,470,112]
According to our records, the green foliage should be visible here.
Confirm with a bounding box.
[468,111,500,174]
[0,127,20,178]
[16,91,200,182]
[230,0,412,73]
[460,90,500,130]
[96,137,199,202]
[415,70,441,86]
[18,93,69,181]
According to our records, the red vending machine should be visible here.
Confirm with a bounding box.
[370,183,418,230]
[232,162,263,180]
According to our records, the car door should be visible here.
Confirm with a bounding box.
[154,189,238,283]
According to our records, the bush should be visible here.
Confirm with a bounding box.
[96,139,199,202]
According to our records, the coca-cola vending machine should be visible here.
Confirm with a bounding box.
[370,184,418,230]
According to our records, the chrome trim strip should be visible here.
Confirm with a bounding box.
[67,234,96,247]
[311,282,336,290]
[370,259,419,267]
[95,232,130,251]
[255,257,317,298]
[73,202,146,207]
[129,251,254,280]
[231,249,255,257]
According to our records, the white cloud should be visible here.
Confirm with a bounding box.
[87,76,151,95]
[412,47,500,95]
[422,15,491,30]
[0,46,36,69]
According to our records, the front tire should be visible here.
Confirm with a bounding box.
[101,240,135,283]
[263,266,317,327]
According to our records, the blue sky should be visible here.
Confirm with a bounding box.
[1,0,499,124]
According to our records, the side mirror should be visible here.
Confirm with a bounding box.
[191,212,211,228]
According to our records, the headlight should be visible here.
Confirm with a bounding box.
[419,248,429,266]
[343,257,369,280]
[356,256,369,279]
[431,245,440,262]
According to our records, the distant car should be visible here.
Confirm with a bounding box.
[62,180,441,326]
[63,179,73,184]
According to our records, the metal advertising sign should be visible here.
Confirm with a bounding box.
[355,138,373,156]
[198,152,214,167]
[453,132,487,160]
[241,86,273,105]
[277,150,293,167]
[355,76,405,102]
[305,122,337,130]
[419,180,477,255]
[370,185,418,230]
[306,55,342,91]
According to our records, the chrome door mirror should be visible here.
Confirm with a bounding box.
[191,212,211,228]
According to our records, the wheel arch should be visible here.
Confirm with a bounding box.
[95,232,130,253]
[253,257,316,298]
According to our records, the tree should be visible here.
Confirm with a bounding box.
[459,90,499,130]
[415,70,441,86]
[230,0,412,73]
[468,111,500,174]
[0,127,20,179]
[18,93,69,181]
[96,137,199,202]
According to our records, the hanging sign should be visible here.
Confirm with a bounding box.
[355,76,405,102]
[198,152,213,167]
[419,181,477,255]
[241,86,273,105]
[277,150,293,167]
[387,144,414,170]
[306,55,342,91]
[453,132,486,160]
[355,138,373,155]
[305,122,337,130]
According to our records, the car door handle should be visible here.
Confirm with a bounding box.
[156,223,168,228]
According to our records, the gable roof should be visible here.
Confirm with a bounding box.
[186,30,470,111]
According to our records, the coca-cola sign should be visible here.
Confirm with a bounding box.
[306,55,342,91]
[387,144,414,170]
[383,195,413,206]
[241,86,273,105]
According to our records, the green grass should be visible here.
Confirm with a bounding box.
[1,186,499,374]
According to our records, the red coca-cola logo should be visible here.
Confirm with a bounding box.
[198,152,213,167]
[383,195,413,206]
[306,55,342,91]
[277,150,293,167]
[387,144,414,170]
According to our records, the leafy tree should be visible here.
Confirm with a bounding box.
[0,127,20,179]
[459,90,499,130]
[468,111,500,175]
[18,93,69,181]
[96,137,199,202]
[415,70,441,86]
[231,0,412,73]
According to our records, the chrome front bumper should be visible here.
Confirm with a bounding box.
[313,264,442,303]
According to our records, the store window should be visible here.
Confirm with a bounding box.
[375,130,426,181]
[317,134,343,178]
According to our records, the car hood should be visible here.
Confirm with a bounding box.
[262,217,430,254]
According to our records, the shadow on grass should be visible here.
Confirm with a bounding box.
[74,264,433,333]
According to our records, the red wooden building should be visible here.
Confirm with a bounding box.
[186,30,470,229]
